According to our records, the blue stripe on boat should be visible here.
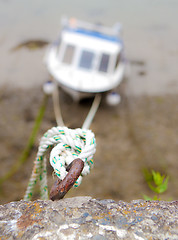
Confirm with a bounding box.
[66,27,122,43]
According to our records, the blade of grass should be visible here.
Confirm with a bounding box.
[0,94,48,185]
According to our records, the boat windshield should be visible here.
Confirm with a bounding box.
[78,50,111,73]
[78,50,95,70]
[62,44,75,64]
[98,53,110,73]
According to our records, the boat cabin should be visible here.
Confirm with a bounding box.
[59,27,123,74]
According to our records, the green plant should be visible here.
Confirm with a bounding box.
[143,169,169,200]
[0,94,48,185]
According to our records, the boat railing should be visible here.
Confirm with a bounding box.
[61,17,122,37]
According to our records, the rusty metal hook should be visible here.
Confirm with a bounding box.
[50,158,84,201]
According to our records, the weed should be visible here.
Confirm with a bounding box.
[143,169,169,200]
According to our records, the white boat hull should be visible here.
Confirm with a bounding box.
[45,17,126,100]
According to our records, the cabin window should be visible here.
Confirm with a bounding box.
[98,53,110,73]
[62,44,75,64]
[79,50,94,70]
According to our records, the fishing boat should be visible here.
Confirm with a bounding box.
[44,17,126,103]
[43,17,126,128]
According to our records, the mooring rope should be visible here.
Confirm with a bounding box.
[52,83,64,127]
[82,94,101,129]
[24,126,96,201]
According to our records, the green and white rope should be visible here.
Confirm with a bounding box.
[24,126,96,201]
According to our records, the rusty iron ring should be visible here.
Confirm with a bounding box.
[50,158,84,201]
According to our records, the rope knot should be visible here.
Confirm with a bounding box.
[47,127,96,187]
[24,126,96,200]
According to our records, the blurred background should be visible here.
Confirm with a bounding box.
[0,0,178,204]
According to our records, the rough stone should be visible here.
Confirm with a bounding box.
[0,197,177,240]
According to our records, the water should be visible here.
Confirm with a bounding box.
[0,0,178,93]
